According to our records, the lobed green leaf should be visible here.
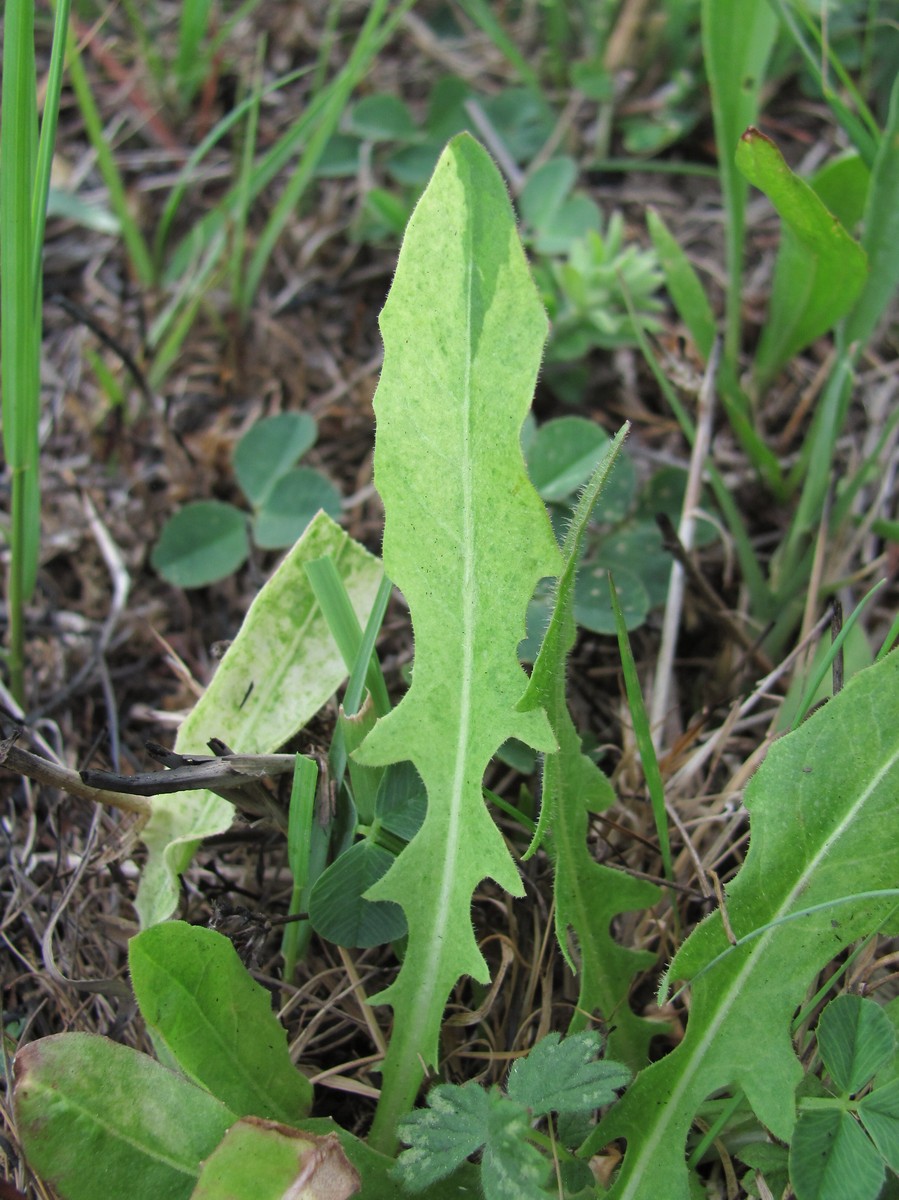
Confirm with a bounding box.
[505,1030,631,1116]
[585,652,899,1199]
[354,133,562,1148]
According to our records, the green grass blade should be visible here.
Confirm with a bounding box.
[305,555,391,718]
[66,26,154,284]
[32,0,71,294]
[768,0,880,165]
[454,0,541,90]
[152,66,310,270]
[790,579,887,730]
[842,71,899,352]
[608,573,672,882]
[701,0,778,368]
[282,753,320,977]
[1,0,41,700]
[239,0,414,314]
[646,208,716,360]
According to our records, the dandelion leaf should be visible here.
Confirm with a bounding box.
[354,133,562,1140]
[519,431,662,1069]
[585,652,899,1200]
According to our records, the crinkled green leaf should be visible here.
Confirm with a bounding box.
[789,1108,884,1200]
[736,126,867,392]
[506,1030,630,1116]
[480,1099,551,1200]
[519,429,662,1068]
[129,922,312,1121]
[817,995,896,1096]
[586,652,899,1200]
[353,134,562,1149]
[137,512,383,927]
[396,1082,492,1191]
[14,1034,235,1200]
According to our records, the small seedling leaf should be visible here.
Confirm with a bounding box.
[129,922,312,1121]
[13,1033,235,1200]
[506,1030,631,1116]
[858,1077,899,1173]
[151,500,249,588]
[253,467,341,549]
[736,126,867,391]
[137,512,383,927]
[817,995,896,1096]
[191,1120,360,1200]
[309,839,406,947]
[233,412,318,507]
[789,1108,885,1200]
[586,652,899,1200]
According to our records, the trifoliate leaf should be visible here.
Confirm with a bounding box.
[395,1081,492,1191]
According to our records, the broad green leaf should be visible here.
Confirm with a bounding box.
[859,1078,899,1173]
[253,467,341,549]
[233,412,317,507]
[137,511,383,927]
[14,1033,235,1200]
[191,1121,359,1200]
[505,1031,631,1116]
[518,429,661,1067]
[789,1108,885,1200]
[817,995,896,1095]
[353,133,562,1149]
[308,839,406,947]
[736,127,868,392]
[151,500,249,588]
[585,652,899,1199]
[129,922,312,1121]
